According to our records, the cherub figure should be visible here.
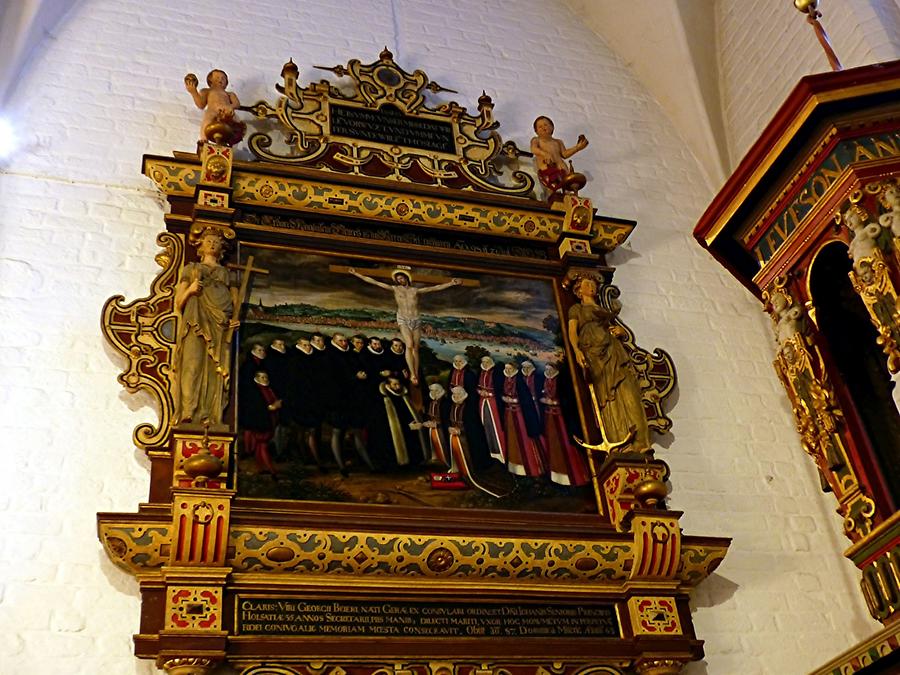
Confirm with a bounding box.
[879,182,900,237]
[184,69,244,144]
[530,116,588,196]
[845,204,884,268]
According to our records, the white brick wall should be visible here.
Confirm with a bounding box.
[717,0,900,167]
[0,0,883,673]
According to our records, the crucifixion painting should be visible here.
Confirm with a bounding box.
[337,265,476,385]
[236,248,590,512]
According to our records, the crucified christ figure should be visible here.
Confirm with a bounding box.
[347,267,462,385]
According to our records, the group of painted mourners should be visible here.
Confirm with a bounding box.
[172,227,651,493]
[236,332,591,489]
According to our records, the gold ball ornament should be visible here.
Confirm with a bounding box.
[793,0,818,14]
[561,171,587,194]
[183,450,224,480]
[633,478,668,508]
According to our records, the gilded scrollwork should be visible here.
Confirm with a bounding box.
[633,659,684,675]
[99,523,170,573]
[850,251,900,373]
[591,218,636,255]
[764,279,879,541]
[162,657,218,675]
[142,157,568,243]
[101,231,182,449]
[597,284,676,435]
[100,514,722,592]
[246,50,534,197]
[230,527,633,584]
[144,158,200,196]
[678,545,728,586]
[232,173,561,241]
[842,489,877,540]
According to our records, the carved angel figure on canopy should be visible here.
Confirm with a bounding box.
[185,69,246,145]
[530,116,589,199]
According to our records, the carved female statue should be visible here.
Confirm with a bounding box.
[879,182,900,237]
[845,204,883,267]
[172,228,240,425]
[770,290,804,349]
[567,276,649,451]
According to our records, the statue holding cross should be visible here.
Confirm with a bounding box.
[172,227,268,426]
[338,265,473,385]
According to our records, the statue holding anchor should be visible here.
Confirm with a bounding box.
[567,274,650,453]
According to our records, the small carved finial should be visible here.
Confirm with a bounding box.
[793,0,842,71]
[478,90,493,107]
[281,58,299,78]
[380,46,394,61]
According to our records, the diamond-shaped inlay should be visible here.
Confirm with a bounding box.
[353,551,369,564]
[510,555,523,568]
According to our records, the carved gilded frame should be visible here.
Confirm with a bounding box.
[98,53,727,675]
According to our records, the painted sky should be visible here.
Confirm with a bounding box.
[240,244,559,329]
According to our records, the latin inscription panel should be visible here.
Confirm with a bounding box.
[330,103,457,154]
[236,597,620,639]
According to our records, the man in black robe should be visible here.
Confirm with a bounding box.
[238,370,280,477]
[386,338,409,382]
[324,332,375,475]
[266,338,291,458]
[371,375,426,469]
[283,336,324,467]
[238,343,267,391]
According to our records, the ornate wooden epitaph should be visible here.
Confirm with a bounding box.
[100,51,728,675]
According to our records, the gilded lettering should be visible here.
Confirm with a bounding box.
[785,205,801,229]
[874,136,900,157]
[854,141,878,162]
[818,157,844,183]
[764,228,784,255]
[811,174,832,200]
[797,187,817,208]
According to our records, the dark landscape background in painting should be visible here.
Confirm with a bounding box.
[234,244,594,513]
